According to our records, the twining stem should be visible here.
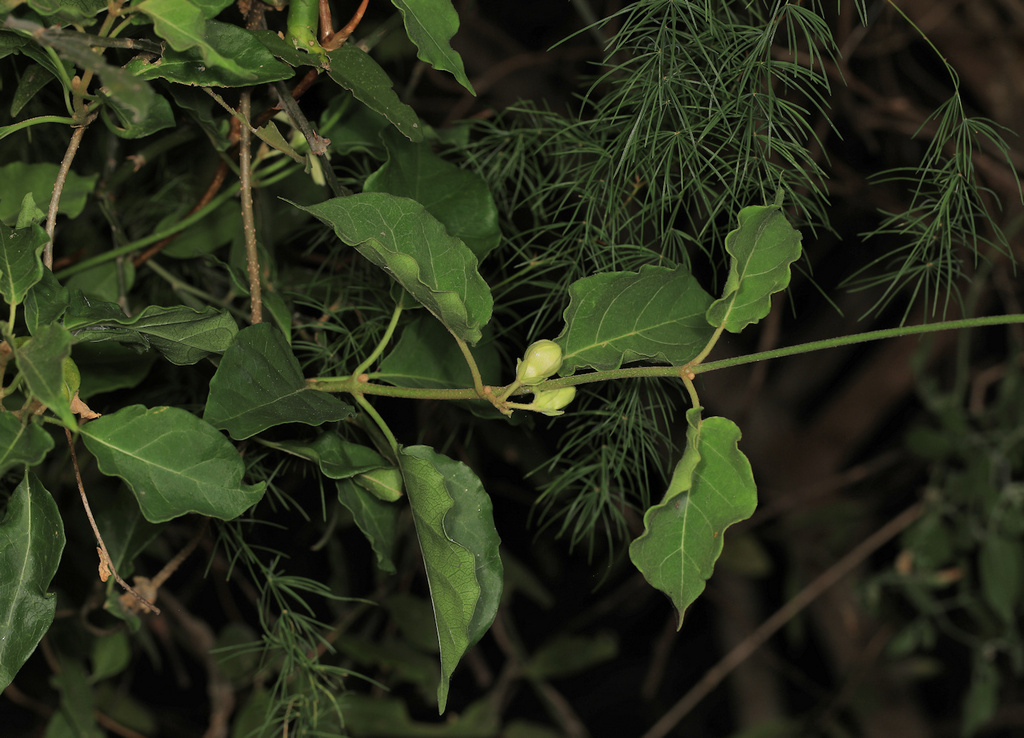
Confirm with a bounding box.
[351,303,403,379]
[239,90,262,325]
[44,124,89,269]
[65,428,160,615]
[307,313,1024,401]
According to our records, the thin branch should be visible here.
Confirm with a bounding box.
[65,428,160,615]
[45,124,89,269]
[641,502,924,738]
[239,90,262,325]
[271,81,350,197]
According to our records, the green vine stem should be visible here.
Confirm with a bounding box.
[453,335,487,397]
[353,393,398,455]
[350,303,403,380]
[308,314,1024,402]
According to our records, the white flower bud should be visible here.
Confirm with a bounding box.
[515,340,563,386]
[531,387,576,416]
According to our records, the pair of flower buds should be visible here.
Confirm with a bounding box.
[515,340,576,416]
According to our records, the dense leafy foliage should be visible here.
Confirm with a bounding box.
[0,0,1022,736]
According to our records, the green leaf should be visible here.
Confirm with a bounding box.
[705,204,802,332]
[399,445,502,713]
[378,316,500,392]
[299,194,493,344]
[962,655,999,737]
[354,466,404,503]
[98,84,176,139]
[25,268,70,335]
[26,0,106,22]
[75,343,156,399]
[0,414,54,477]
[66,300,238,365]
[629,409,757,628]
[203,323,353,440]
[337,480,399,574]
[90,631,131,683]
[0,219,46,305]
[391,0,474,94]
[0,473,65,691]
[17,322,75,427]
[80,405,267,523]
[336,694,499,736]
[11,63,52,117]
[129,19,292,87]
[325,45,424,142]
[556,265,715,374]
[979,534,1023,623]
[365,127,500,261]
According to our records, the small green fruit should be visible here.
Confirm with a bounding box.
[515,340,563,386]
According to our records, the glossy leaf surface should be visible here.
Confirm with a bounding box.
[0,473,64,691]
[556,265,714,374]
[399,445,502,712]
[629,409,757,627]
[706,204,802,332]
[299,193,493,344]
[81,405,266,523]
[204,324,353,440]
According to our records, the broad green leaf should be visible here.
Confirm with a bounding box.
[17,322,75,427]
[337,480,399,574]
[26,0,106,22]
[0,414,54,477]
[979,534,1023,623]
[0,473,65,691]
[391,0,474,94]
[354,466,404,502]
[523,632,618,681]
[98,84,176,139]
[90,630,131,683]
[298,193,493,344]
[204,323,353,440]
[273,433,388,479]
[129,19,292,87]
[556,265,715,374]
[705,204,802,332]
[25,268,70,335]
[629,409,757,628]
[66,300,238,365]
[0,219,46,305]
[325,45,424,142]
[365,127,500,261]
[10,63,52,117]
[399,445,502,713]
[80,405,267,523]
